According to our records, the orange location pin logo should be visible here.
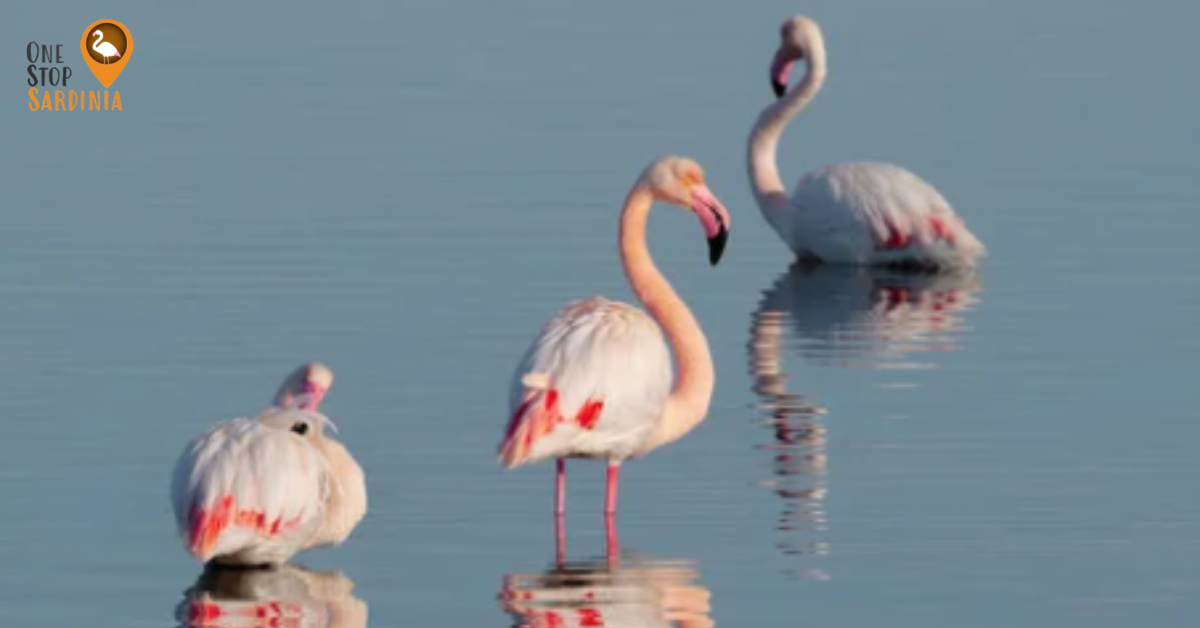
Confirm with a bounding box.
[80,20,133,88]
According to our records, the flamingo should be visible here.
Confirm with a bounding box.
[171,362,367,566]
[498,156,732,538]
[748,15,985,269]
[92,30,121,64]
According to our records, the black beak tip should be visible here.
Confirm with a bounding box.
[707,228,729,266]
[771,80,787,99]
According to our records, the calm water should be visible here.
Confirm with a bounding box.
[3,0,1199,625]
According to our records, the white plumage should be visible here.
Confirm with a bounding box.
[781,163,985,267]
[171,410,334,565]
[503,297,672,466]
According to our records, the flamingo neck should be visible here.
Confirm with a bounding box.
[619,186,714,454]
[307,437,366,547]
[747,47,828,222]
[92,32,103,51]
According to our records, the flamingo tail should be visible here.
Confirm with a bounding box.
[499,375,562,468]
[187,495,303,562]
[188,495,234,561]
[499,373,607,468]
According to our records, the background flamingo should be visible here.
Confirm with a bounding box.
[92,30,121,64]
[748,15,985,269]
[171,362,367,566]
[498,156,732,544]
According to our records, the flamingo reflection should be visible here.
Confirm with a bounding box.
[759,263,981,370]
[748,263,981,577]
[500,552,712,628]
[175,563,367,628]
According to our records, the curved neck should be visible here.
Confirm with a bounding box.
[620,186,714,453]
[747,51,828,218]
[309,437,366,547]
[92,33,103,50]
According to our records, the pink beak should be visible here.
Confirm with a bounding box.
[300,381,327,411]
[690,184,732,266]
[771,49,794,98]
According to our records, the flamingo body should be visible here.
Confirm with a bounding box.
[501,297,671,467]
[170,363,366,566]
[749,16,985,270]
[171,411,333,565]
[782,162,984,267]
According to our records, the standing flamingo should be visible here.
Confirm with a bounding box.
[92,30,121,64]
[499,156,732,537]
[748,15,985,269]
[171,362,367,566]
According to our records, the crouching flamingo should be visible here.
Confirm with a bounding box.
[499,156,732,554]
[171,362,367,566]
[748,15,985,269]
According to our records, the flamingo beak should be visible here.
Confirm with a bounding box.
[690,184,732,266]
[300,381,327,411]
[770,48,797,99]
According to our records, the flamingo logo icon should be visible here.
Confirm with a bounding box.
[80,20,132,88]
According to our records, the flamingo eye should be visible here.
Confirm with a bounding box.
[291,422,309,435]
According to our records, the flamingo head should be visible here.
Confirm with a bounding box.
[93,30,103,38]
[259,407,338,440]
[273,361,335,411]
[640,156,732,266]
[771,16,823,98]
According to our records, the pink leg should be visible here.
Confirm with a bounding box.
[554,513,566,566]
[555,459,566,516]
[604,462,620,514]
[605,513,620,565]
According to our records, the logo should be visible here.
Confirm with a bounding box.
[27,19,132,112]
[81,20,132,87]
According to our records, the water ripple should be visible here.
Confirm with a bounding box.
[500,552,712,628]
[175,564,367,628]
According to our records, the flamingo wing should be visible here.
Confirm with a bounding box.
[171,412,332,564]
[500,297,672,467]
[790,162,984,266]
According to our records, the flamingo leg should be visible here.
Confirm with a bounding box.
[554,513,566,566]
[604,462,621,514]
[555,459,566,516]
[554,459,567,565]
[605,513,620,565]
